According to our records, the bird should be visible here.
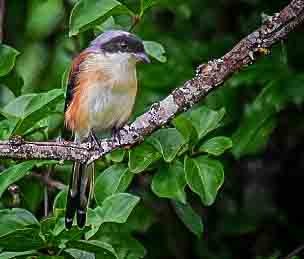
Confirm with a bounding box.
[64,30,150,229]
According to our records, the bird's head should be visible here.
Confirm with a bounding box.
[89,30,150,64]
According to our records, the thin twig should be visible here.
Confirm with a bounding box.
[129,15,141,32]
[44,186,48,217]
[0,0,304,164]
[282,243,304,259]
[31,172,66,190]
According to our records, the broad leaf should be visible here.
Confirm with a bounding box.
[107,149,126,163]
[66,240,117,259]
[97,193,140,224]
[69,0,133,36]
[173,115,196,142]
[19,179,44,213]
[0,208,39,237]
[185,156,224,206]
[128,142,161,174]
[125,203,155,233]
[147,128,186,162]
[231,82,284,158]
[0,228,45,251]
[94,164,133,205]
[0,45,19,77]
[110,236,146,259]
[199,136,232,156]
[65,248,95,259]
[0,94,35,119]
[53,188,68,211]
[26,0,64,40]
[0,161,54,198]
[152,160,186,203]
[143,41,167,63]
[140,0,159,16]
[0,250,37,259]
[0,69,24,97]
[187,106,225,140]
[0,85,15,107]
[0,89,64,135]
[237,117,277,156]
[94,229,146,259]
[87,194,140,239]
[94,16,117,34]
[172,201,204,238]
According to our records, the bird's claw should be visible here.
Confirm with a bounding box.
[89,131,101,149]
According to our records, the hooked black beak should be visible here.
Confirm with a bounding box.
[134,52,150,63]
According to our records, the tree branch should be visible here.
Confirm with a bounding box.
[0,0,304,164]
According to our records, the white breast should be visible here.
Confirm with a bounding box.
[84,52,138,132]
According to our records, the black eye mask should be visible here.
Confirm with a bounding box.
[101,35,144,54]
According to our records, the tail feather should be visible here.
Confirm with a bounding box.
[65,162,94,229]
[77,163,94,228]
[65,162,82,229]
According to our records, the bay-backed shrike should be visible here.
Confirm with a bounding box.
[64,30,150,229]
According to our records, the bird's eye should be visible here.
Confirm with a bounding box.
[120,42,128,49]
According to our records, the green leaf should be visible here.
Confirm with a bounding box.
[40,216,57,238]
[0,45,20,77]
[0,94,35,119]
[128,142,161,174]
[94,164,133,205]
[111,236,146,259]
[231,82,283,158]
[87,193,140,239]
[53,188,68,211]
[0,250,37,259]
[239,117,277,156]
[15,43,49,93]
[147,128,186,162]
[0,89,64,135]
[107,149,126,163]
[173,115,196,142]
[143,41,167,63]
[199,136,233,156]
[0,161,54,198]
[187,106,226,140]
[97,193,140,224]
[0,228,45,251]
[0,208,39,237]
[66,240,117,259]
[0,69,24,97]
[172,201,204,238]
[94,16,117,34]
[26,0,64,40]
[0,85,15,107]
[64,248,95,259]
[61,64,71,91]
[185,156,224,206]
[140,0,159,16]
[125,203,155,233]
[19,179,44,213]
[151,160,186,203]
[95,229,146,259]
[69,0,133,36]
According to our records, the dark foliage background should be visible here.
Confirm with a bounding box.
[0,0,304,258]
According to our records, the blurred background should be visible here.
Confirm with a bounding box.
[1,0,304,258]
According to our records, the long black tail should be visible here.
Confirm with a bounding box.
[65,161,94,229]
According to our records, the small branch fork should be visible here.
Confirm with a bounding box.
[0,0,304,165]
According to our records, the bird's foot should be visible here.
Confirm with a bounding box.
[88,130,101,149]
[112,127,122,145]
